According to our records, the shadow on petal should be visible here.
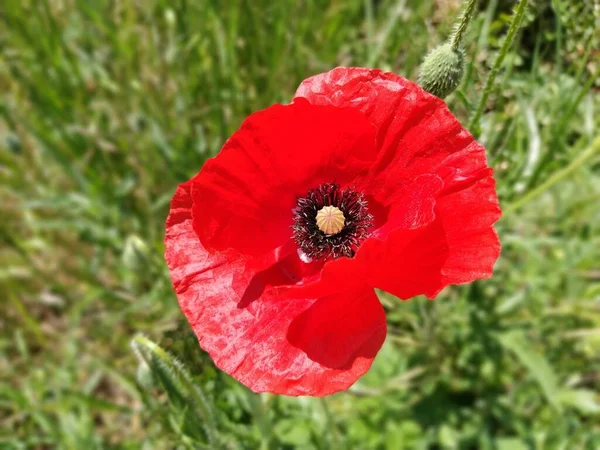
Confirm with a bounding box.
[287,287,386,370]
[237,243,324,309]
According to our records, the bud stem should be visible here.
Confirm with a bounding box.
[450,0,479,51]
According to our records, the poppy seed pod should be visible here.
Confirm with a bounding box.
[418,42,465,99]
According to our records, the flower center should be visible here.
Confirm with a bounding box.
[292,183,373,260]
[316,206,345,235]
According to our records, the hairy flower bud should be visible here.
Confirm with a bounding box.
[123,235,149,272]
[418,42,465,99]
[122,234,150,292]
[136,360,154,389]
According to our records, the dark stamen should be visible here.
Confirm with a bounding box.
[292,183,373,260]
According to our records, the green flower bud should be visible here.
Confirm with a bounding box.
[136,360,154,389]
[122,234,150,292]
[417,42,465,99]
[122,234,149,273]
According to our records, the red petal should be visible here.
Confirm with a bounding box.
[309,220,447,300]
[296,67,501,297]
[437,176,501,285]
[296,68,474,195]
[367,173,444,240]
[191,99,378,256]
[431,140,501,288]
[165,182,386,396]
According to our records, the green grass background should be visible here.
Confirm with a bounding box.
[1,0,599,448]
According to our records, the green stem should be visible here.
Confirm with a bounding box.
[365,0,375,60]
[468,0,529,130]
[504,136,600,215]
[320,398,342,449]
[450,0,479,51]
[246,391,274,450]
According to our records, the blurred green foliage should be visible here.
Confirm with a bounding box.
[1,0,599,448]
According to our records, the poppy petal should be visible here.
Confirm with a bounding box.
[191,99,378,257]
[295,67,501,296]
[437,175,501,286]
[165,182,387,396]
[346,172,500,299]
[295,67,475,205]
[311,210,448,300]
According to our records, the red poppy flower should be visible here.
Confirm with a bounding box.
[165,67,501,396]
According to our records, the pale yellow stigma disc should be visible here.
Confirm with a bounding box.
[315,206,345,236]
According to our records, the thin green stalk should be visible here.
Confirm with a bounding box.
[504,136,600,215]
[364,0,375,60]
[245,391,274,450]
[320,398,342,449]
[366,0,406,67]
[556,75,597,137]
[450,0,478,51]
[8,291,45,347]
[469,0,529,130]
